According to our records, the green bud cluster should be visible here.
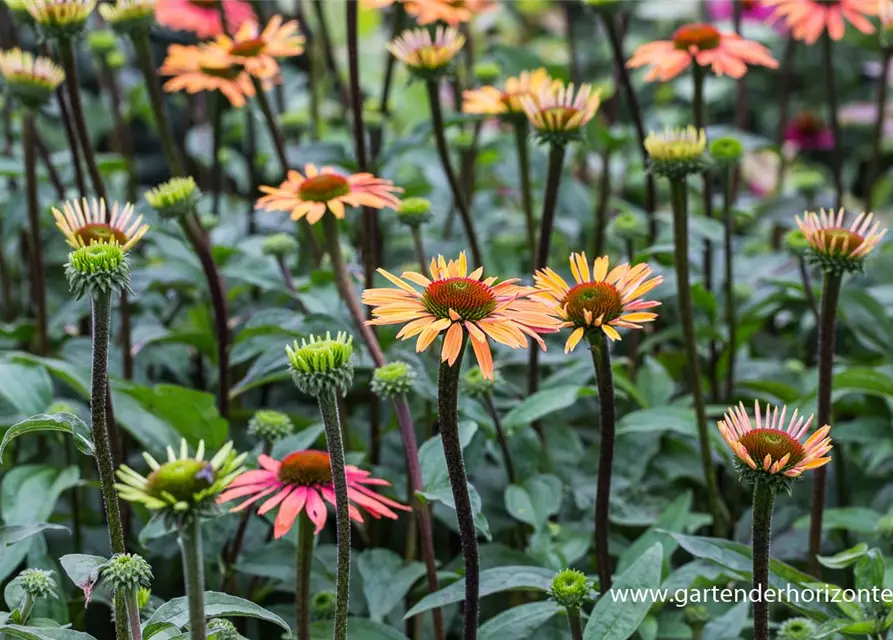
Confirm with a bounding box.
[549,569,592,609]
[370,361,416,399]
[462,365,496,398]
[65,242,131,299]
[15,568,57,599]
[709,136,743,166]
[208,618,242,640]
[145,177,200,219]
[262,233,299,258]
[286,332,355,397]
[473,60,501,84]
[397,198,433,228]
[101,553,153,593]
[777,617,817,640]
[247,409,295,442]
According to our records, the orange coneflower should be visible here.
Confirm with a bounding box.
[362,252,559,379]
[763,0,878,44]
[627,23,778,82]
[406,0,498,26]
[388,26,465,73]
[160,42,255,107]
[796,208,887,273]
[534,252,662,352]
[462,67,552,117]
[215,15,304,80]
[256,164,402,224]
[155,0,254,38]
[53,197,149,251]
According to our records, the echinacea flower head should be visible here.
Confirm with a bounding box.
[25,0,96,37]
[218,450,410,538]
[405,0,498,26]
[144,177,200,219]
[65,241,131,298]
[215,15,304,80]
[783,111,834,152]
[708,0,776,22]
[796,208,887,275]
[718,401,831,491]
[256,164,402,225]
[98,0,156,33]
[645,126,709,180]
[370,361,416,399]
[0,48,65,109]
[160,42,255,108]
[627,23,778,82]
[777,617,817,640]
[362,252,560,380]
[463,67,552,119]
[100,554,152,593]
[286,332,355,397]
[388,26,465,79]
[534,252,663,352]
[13,569,57,601]
[53,197,148,251]
[520,81,601,146]
[549,569,592,610]
[3,0,34,23]
[261,232,299,258]
[396,197,432,228]
[155,0,254,38]
[764,0,878,44]
[709,136,744,166]
[247,409,295,442]
[115,440,246,526]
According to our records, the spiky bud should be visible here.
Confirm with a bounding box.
[370,361,416,399]
[549,569,592,609]
[396,197,432,228]
[462,365,496,398]
[262,233,299,258]
[286,332,355,397]
[145,177,200,219]
[611,211,644,241]
[645,126,709,180]
[784,229,809,258]
[684,604,709,629]
[15,569,57,600]
[311,590,336,621]
[247,410,295,442]
[101,553,153,593]
[709,136,743,166]
[98,0,156,34]
[106,50,127,70]
[208,618,242,640]
[876,514,893,540]
[778,617,817,640]
[86,29,118,57]
[25,0,97,38]
[0,48,65,109]
[473,60,501,84]
[65,241,131,299]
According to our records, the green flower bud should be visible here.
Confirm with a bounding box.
[684,604,709,629]
[199,213,219,231]
[784,229,810,257]
[15,568,57,600]
[98,0,156,34]
[26,0,96,39]
[709,136,743,166]
[262,233,299,258]
[101,553,153,593]
[645,126,710,181]
[778,617,817,640]
[47,401,76,414]
[145,177,200,219]
[396,197,432,228]
[0,49,65,110]
[876,514,893,540]
[87,29,118,57]
[286,332,355,397]
[370,361,416,399]
[549,569,592,609]
[105,50,127,70]
[248,410,295,442]
[137,587,151,610]
[208,618,242,640]
[611,211,644,241]
[65,241,131,299]
[462,365,496,398]
[473,60,501,84]
[311,590,336,621]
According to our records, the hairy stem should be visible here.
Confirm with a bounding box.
[513,120,537,262]
[178,517,206,640]
[411,226,428,275]
[867,48,892,210]
[751,480,775,640]
[592,147,612,258]
[566,607,584,640]
[23,112,47,355]
[125,588,143,640]
[484,393,516,485]
[295,511,314,640]
[210,92,224,215]
[590,335,616,591]
[721,165,736,401]
[822,32,843,208]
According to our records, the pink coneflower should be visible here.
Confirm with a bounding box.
[218,451,409,538]
[155,0,254,38]
[784,111,835,151]
[708,0,776,21]
[763,0,878,44]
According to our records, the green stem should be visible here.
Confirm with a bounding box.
[54,84,87,195]
[590,334,615,592]
[774,38,797,195]
[411,226,428,275]
[512,120,536,263]
[13,593,33,624]
[178,517,206,640]
[751,480,776,640]
[295,510,314,640]
[89,291,128,640]
[808,272,842,576]
[125,588,143,640]
[566,607,584,640]
[722,165,735,401]
[592,147,612,258]
[669,179,727,536]
[822,32,843,208]
[867,48,892,211]
[210,91,224,216]
[23,111,47,356]
[317,388,351,640]
[484,393,516,485]
[437,339,479,640]
[425,80,482,267]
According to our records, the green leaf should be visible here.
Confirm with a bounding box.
[854,548,885,594]
[504,474,563,531]
[356,549,427,622]
[0,627,97,640]
[405,566,555,618]
[816,543,869,570]
[143,592,290,637]
[0,413,94,459]
[418,480,491,540]
[418,422,478,488]
[0,523,68,548]
[0,361,52,417]
[59,554,108,600]
[832,367,893,399]
[502,386,585,431]
[478,601,561,640]
[793,507,881,534]
[309,618,409,639]
[117,384,228,450]
[584,544,662,640]
[617,492,692,574]
[270,424,325,459]
[617,407,696,437]
[702,600,749,639]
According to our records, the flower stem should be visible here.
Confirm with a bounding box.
[317,387,351,640]
[23,111,47,356]
[808,271,841,577]
[592,147,612,258]
[178,517,206,640]
[721,165,736,401]
[58,37,106,201]
[669,179,727,536]
[774,38,798,194]
[867,47,892,211]
[600,12,656,241]
[411,227,428,275]
[424,80,482,267]
[590,334,615,592]
[54,85,87,196]
[125,588,143,640]
[566,607,584,640]
[89,290,128,640]
[822,32,843,208]
[512,120,536,262]
[311,0,349,106]
[210,92,224,216]
[295,507,314,640]
[437,339,479,640]
[751,480,776,640]
[483,393,516,485]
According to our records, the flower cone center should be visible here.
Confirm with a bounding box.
[278,450,333,486]
[563,282,623,325]
[78,223,128,246]
[673,24,721,51]
[741,0,758,9]
[147,459,216,502]
[738,429,805,468]
[821,228,864,255]
[423,277,497,321]
[199,61,241,80]
[230,37,267,57]
[298,174,351,203]
[792,111,825,135]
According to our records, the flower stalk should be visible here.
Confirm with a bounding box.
[590,334,615,592]
[720,164,735,400]
[751,480,775,640]
[822,32,843,208]
[178,517,206,640]
[437,340,479,639]
[295,511,314,640]
[23,112,47,355]
[425,80,482,267]
[483,393,516,485]
[513,120,536,261]
[867,46,892,211]
[566,608,584,640]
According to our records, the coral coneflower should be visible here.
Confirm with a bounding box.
[53,197,149,251]
[218,451,409,538]
[362,252,559,380]
[406,0,497,26]
[627,23,778,81]
[160,42,255,107]
[462,67,552,117]
[764,0,878,44]
[24,0,96,36]
[796,208,887,273]
[388,26,465,76]
[784,111,835,151]
[255,164,402,224]
[534,252,663,352]
[155,0,254,38]
[520,80,601,142]
[0,48,64,108]
[216,15,304,80]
